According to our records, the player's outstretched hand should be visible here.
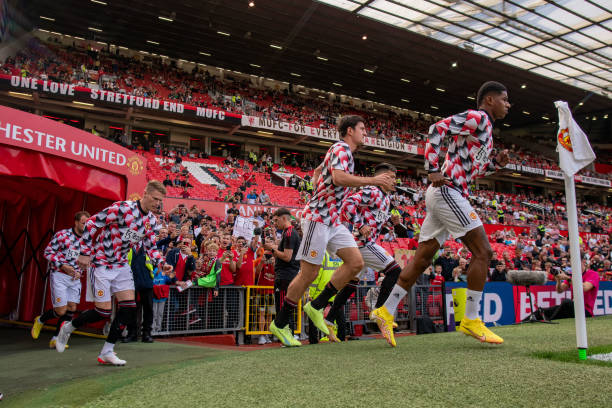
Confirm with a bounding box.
[496,149,510,167]
[373,172,395,190]
[428,172,445,187]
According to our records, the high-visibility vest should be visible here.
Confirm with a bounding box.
[309,252,342,301]
[127,249,154,278]
[538,225,546,234]
[412,222,420,235]
[497,209,504,219]
[306,181,313,191]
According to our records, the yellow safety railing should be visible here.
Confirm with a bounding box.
[244,285,301,335]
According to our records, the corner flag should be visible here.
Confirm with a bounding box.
[554,100,596,361]
[555,101,595,176]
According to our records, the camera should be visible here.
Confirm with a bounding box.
[264,253,273,260]
[226,245,232,251]
[254,227,262,236]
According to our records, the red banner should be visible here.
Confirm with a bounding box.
[0,105,146,199]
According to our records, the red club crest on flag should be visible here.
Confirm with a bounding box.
[557,128,572,152]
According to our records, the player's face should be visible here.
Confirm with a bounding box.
[381,171,397,193]
[142,189,165,213]
[348,121,366,146]
[75,215,88,235]
[491,91,510,120]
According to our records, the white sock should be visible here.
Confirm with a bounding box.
[383,284,408,316]
[64,321,75,333]
[465,289,483,320]
[101,341,115,356]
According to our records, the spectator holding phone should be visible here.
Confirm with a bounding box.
[166,237,196,290]
[217,233,238,286]
[234,233,260,286]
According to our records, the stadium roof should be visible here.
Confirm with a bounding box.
[22,0,612,133]
[319,0,612,99]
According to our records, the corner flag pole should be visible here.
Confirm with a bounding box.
[555,100,595,361]
[563,173,588,360]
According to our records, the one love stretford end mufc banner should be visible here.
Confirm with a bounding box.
[0,74,242,125]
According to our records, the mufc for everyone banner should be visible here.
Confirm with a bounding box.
[0,74,242,125]
[241,115,419,154]
[545,170,611,187]
[574,175,611,188]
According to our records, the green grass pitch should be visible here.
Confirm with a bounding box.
[2,316,612,408]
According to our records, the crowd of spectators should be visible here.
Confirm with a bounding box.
[5,36,611,182]
[144,180,610,340]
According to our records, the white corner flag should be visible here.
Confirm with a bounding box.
[554,100,596,361]
[555,101,595,176]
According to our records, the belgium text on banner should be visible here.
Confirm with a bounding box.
[555,101,595,176]
[241,115,419,154]
[0,74,242,125]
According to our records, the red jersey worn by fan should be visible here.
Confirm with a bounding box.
[256,258,276,295]
[419,110,503,245]
[297,141,358,265]
[234,247,256,286]
[217,248,238,286]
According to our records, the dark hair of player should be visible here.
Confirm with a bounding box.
[476,81,507,108]
[337,115,365,137]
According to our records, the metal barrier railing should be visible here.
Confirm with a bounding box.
[153,286,245,336]
[244,285,302,335]
[410,283,448,333]
[151,283,445,339]
[338,284,412,336]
